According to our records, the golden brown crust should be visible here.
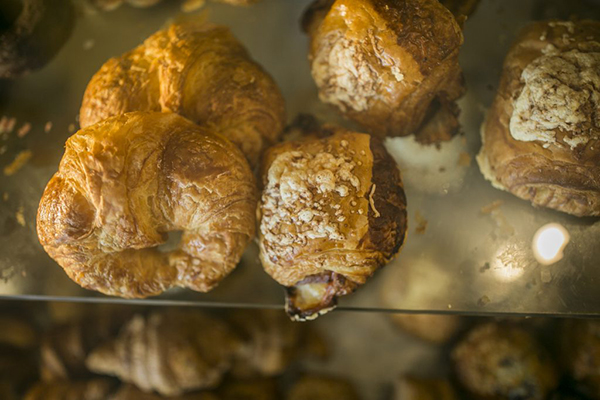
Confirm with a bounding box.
[80,21,285,167]
[304,0,464,139]
[86,310,241,397]
[452,323,558,400]
[258,126,407,320]
[37,112,257,298]
[477,20,600,217]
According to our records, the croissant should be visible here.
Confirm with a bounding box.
[286,375,360,400]
[452,323,558,400]
[37,112,256,298]
[229,310,327,376]
[86,310,242,396]
[302,0,464,142]
[23,380,115,400]
[80,20,285,167]
[476,20,600,216]
[258,125,407,320]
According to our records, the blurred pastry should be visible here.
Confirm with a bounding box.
[219,379,279,400]
[258,125,407,320]
[385,313,463,345]
[452,322,558,400]
[0,315,36,349]
[394,376,458,400]
[23,379,115,400]
[86,310,242,396]
[0,0,75,78]
[110,385,219,400]
[286,375,360,400]
[80,20,285,167]
[302,0,464,141]
[477,20,600,217]
[562,319,600,399]
[37,112,257,298]
[229,310,328,376]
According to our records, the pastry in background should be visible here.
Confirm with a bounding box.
[258,125,407,320]
[219,379,279,400]
[452,322,558,400]
[286,375,360,400]
[477,20,600,217]
[394,376,458,400]
[37,112,257,298]
[302,0,464,142]
[23,380,115,400]
[0,315,36,349]
[110,385,219,400]
[384,313,463,345]
[561,319,600,399]
[80,20,285,167]
[86,310,242,396]
[229,310,328,376]
[0,0,75,78]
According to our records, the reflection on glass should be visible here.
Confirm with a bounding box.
[493,243,527,282]
[532,223,570,265]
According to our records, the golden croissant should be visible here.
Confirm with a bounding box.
[258,124,407,320]
[37,112,257,298]
[477,20,600,216]
[80,20,285,167]
[85,310,242,396]
[302,0,464,143]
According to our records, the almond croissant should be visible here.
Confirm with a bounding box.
[80,20,285,167]
[86,310,242,396]
[37,112,257,298]
[258,125,407,320]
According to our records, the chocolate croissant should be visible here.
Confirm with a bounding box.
[80,21,285,167]
[37,112,257,298]
[258,125,407,320]
[477,20,600,216]
[302,0,464,141]
[86,310,242,396]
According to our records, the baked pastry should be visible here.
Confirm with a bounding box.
[561,319,600,399]
[23,380,115,400]
[477,20,600,217]
[80,20,285,167]
[394,376,458,400]
[110,385,218,400]
[302,0,464,141]
[86,310,241,396]
[286,375,360,400]
[258,125,407,320]
[0,0,75,78]
[386,313,463,344]
[229,310,327,376]
[37,112,256,298]
[452,322,558,400]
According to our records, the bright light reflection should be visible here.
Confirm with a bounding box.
[493,244,526,282]
[532,223,570,265]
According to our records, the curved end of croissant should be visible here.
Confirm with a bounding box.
[284,272,357,321]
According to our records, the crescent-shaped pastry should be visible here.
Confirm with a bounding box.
[477,20,600,216]
[302,0,465,142]
[80,21,285,167]
[37,112,257,298]
[258,125,407,320]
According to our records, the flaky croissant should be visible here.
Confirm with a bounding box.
[23,380,115,400]
[37,112,257,298]
[477,20,600,216]
[86,310,242,396]
[302,0,464,142]
[80,20,285,167]
[258,125,407,320]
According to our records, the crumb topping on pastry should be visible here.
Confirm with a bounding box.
[260,149,361,257]
[510,49,600,149]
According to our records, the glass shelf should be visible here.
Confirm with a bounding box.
[1,0,599,317]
